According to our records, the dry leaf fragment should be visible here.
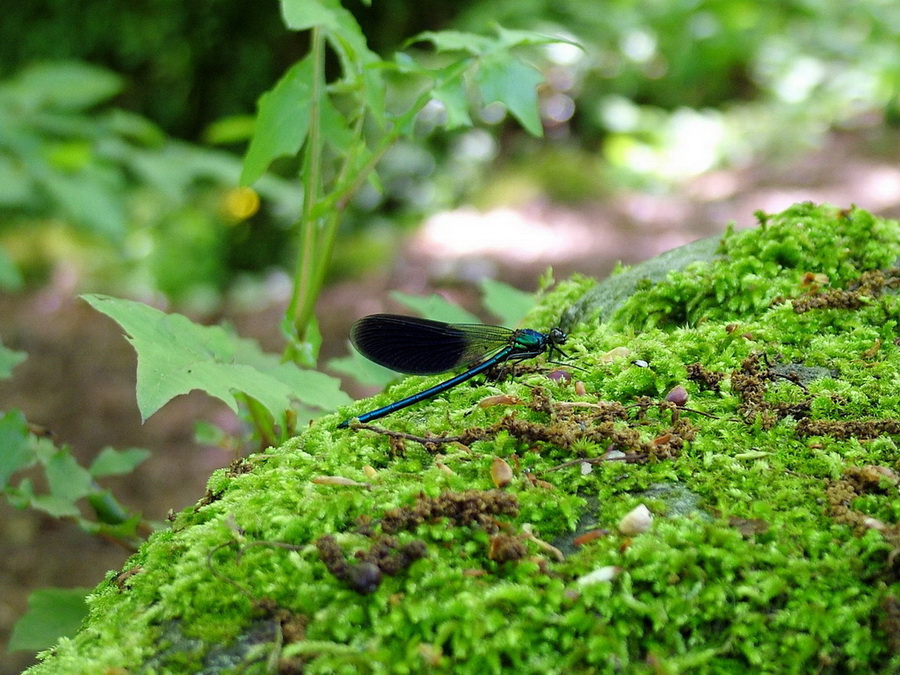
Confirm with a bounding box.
[491,457,513,488]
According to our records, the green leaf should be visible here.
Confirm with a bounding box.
[102,109,167,146]
[280,0,342,31]
[231,342,352,411]
[390,291,482,324]
[282,312,324,367]
[0,156,38,210]
[30,434,60,464]
[80,512,144,539]
[0,247,22,292]
[241,56,315,185]
[476,53,544,137]
[258,0,384,177]
[494,26,576,50]
[8,587,91,652]
[0,410,32,488]
[86,489,134,525]
[45,450,94,503]
[322,4,384,121]
[319,90,355,153]
[432,79,473,130]
[82,294,351,422]
[5,478,34,509]
[409,30,492,55]
[194,420,230,448]
[89,447,151,478]
[38,168,126,240]
[28,492,82,518]
[6,61,122,111]
[203,115,256,145]
[0,341,27,378]
[408,26,567,57]
[328,349,398,388]
[280,0,380,88]
[479,278,535,326]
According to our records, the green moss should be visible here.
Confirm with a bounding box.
[29,204,900,673]
[612,203,900,330]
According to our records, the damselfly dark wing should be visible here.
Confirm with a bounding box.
[349,314,515,375]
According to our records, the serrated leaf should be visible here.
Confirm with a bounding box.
[45,450,94,503]
[409,30,492,55]
[8,587,91,652]
[390,291,482,324]
[323,6,384,121]
[89,447,151,478]
[480,278,534,326]
[0,340,27,378]
[81,294,351,422]
[241,56,314,185]
[476,53,544,136]
[280,0,379,81]
[0,410,32,488]
[31,434,60,464]
[273,0,384,153]
[5,478,34,509]
[494,26,576,50]
[28,492,82,518]
[432,79,473,130]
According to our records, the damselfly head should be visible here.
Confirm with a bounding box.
[546,327,571,362]
[548,327,567,346]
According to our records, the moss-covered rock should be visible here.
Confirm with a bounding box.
[30,203,900,673]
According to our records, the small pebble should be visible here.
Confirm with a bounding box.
[618,504,653,535]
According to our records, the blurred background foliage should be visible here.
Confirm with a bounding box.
[0,0,898,302]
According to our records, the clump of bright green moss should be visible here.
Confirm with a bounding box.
[29,204,900,673]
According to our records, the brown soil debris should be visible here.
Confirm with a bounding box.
[315,533,427,595]
[797,419,900,440]
[379,489,520,535]
[791,267,900,313]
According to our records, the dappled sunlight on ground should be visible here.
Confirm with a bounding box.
[401,129,900,297]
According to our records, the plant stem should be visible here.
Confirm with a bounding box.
[285,54,472,362]
[241,394,278,449]
[288,26,326,347]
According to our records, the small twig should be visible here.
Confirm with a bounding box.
[678,405,740,421]
[771,371,810,392]
[206,541,254,599]
[544,453,645,473]
[619,400,740,423]
[352,423,470,445]
[521,524,565,561]
[554,401,615,411]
